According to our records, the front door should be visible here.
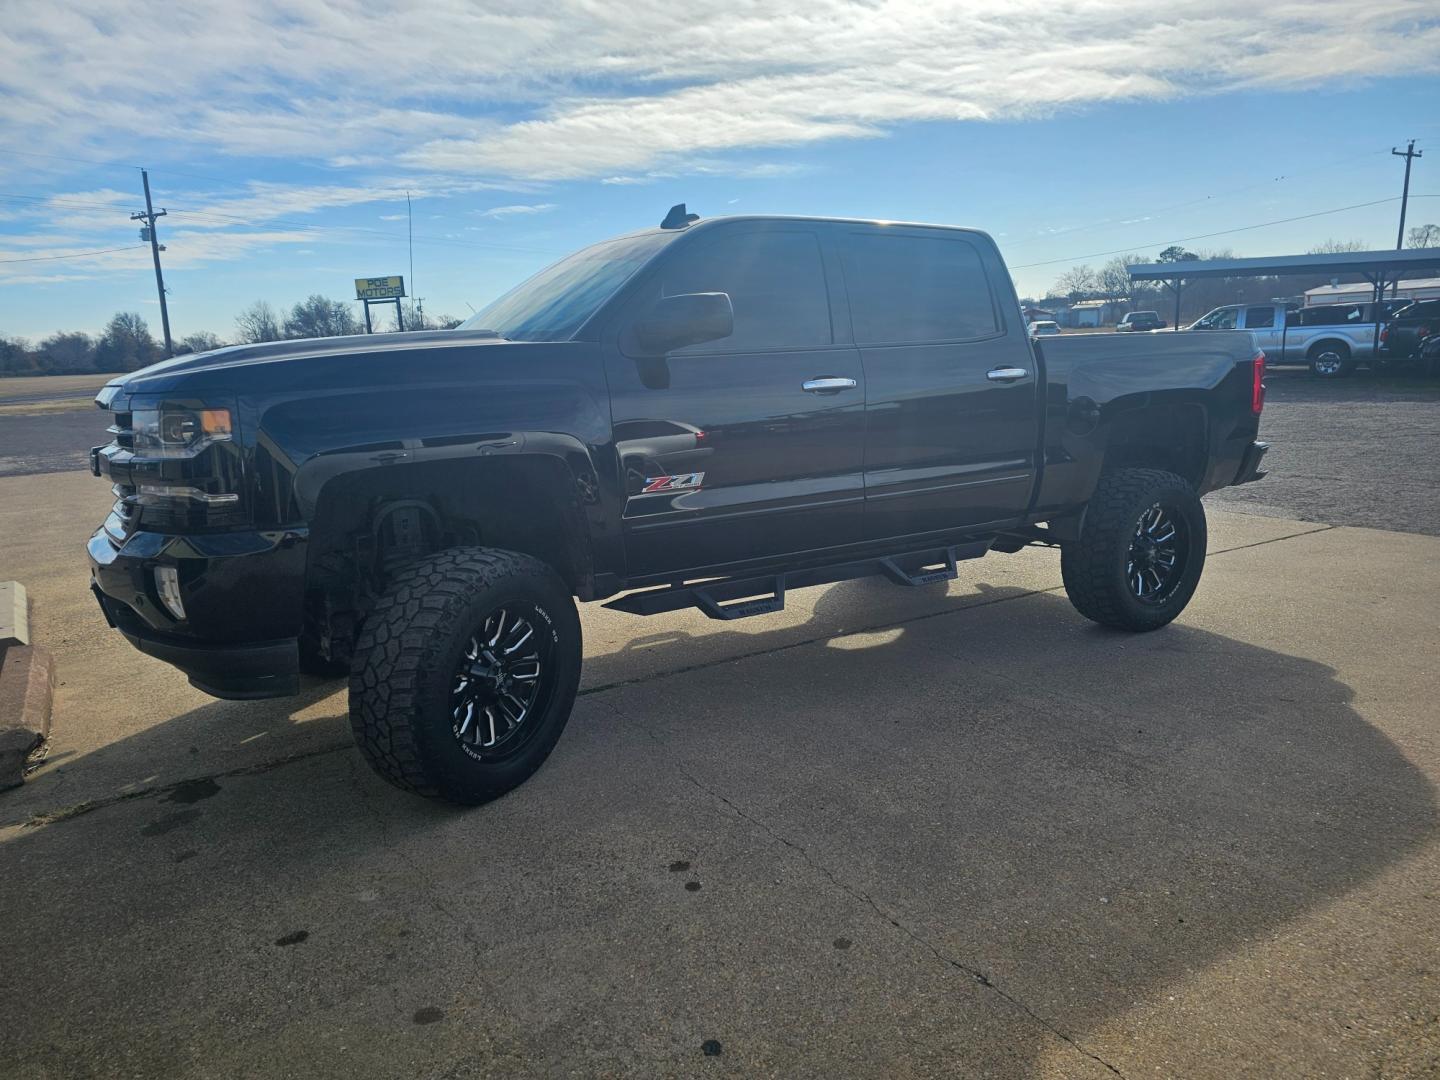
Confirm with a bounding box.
[837,226,1040,539]
[606,223,866,577]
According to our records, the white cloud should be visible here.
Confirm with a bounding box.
[2,1,1436,183]
[473,203,557,219]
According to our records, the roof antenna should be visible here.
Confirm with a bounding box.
[660,203,699,229]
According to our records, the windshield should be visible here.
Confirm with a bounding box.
[459,231,676,341]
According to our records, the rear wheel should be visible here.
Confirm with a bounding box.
[1061,469,1207,631]
[349,547,581,804]
[1308,342,1354,378]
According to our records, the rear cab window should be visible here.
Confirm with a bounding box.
[1242,306,1276,330]
[840,229,1001,344]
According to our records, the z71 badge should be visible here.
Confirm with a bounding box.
[642,472,705,493]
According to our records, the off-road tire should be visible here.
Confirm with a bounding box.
[1308,341,1354,378]
[1061,468,1206,631]
[349,546,581,804]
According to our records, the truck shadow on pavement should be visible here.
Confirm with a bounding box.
[1,584,1434,1077]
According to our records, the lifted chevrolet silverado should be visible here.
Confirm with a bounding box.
[88,207,1269,803]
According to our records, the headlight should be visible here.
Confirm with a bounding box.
[131,406,233,458]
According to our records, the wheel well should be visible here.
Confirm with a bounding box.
[1101,401,1208,487]
[301,457,595,664]
[1308,338,1350,358]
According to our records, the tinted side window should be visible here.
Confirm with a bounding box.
[1244,306,1275,329]
[1409,300,1440,319]
[660,230,831,351]
[843,232,999,344]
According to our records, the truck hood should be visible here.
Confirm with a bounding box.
[104,328,508,394]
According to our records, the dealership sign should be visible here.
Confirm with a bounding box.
[354,276,406,300]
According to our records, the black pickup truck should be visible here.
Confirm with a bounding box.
[88,208,1269,803]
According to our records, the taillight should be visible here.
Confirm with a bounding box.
[1251,351,1265,415]
[1380,326,1389,343]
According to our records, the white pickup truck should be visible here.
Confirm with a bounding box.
[1188,300,1411,377]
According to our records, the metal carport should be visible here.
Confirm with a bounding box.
[1126,248,1440,344]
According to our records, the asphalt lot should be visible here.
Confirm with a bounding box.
[1,371,1438,1077]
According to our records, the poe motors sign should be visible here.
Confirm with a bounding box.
[355,275,406,301]
[354,276,407,332]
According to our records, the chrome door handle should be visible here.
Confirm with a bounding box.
[802,376,858,393]
[986,366,1029,382]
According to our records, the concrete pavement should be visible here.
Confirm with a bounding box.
[1,469,1437,1077]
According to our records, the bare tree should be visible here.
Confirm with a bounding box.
[1307,239,1366,254]
[0,336,36,375]
[36,332,96,374]
[94,312,159,372]
[284,295,360,339]
[235,301,283,344]
[1050,264,1099,301]
[1406,223,1440,248]
[176,331,224,355]
[1098,256,1136,300]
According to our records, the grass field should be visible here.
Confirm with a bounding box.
[0,373,118,399]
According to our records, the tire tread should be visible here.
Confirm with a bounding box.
[348,547,574,801]
[1061,468,1202,631]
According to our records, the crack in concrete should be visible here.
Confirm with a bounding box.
[602,696,1129,1078]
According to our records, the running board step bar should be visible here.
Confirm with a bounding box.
[604,540,992,621]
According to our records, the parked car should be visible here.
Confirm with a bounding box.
[1029,319,1061,336]
[1189,301,1398,377]
[88,207,1269,804]
[1418,331,1440,377]
[1116,311,1166,332]
[1380,298,1440,361]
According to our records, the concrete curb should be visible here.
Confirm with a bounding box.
[1,581,52,791]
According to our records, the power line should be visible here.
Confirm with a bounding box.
[0,244,147,264]
[1009,194,1436,269]
[0,192,141,212]
[1007,145,1394,250]
[162,205,563,255]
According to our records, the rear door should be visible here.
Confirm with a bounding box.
[605,222,866,577]
[1240,304,1282,357]
[839,226,1039,540]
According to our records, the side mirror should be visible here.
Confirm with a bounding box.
[629,292,733,354]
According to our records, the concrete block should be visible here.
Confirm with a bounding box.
[0,645,53,791]
[0,581,28,647]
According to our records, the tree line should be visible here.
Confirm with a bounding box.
[1031,223,1440,323]
[0,295,461,377]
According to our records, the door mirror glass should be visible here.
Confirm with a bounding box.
[630,292,734,354]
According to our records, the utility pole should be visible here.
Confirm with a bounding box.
[406,191,415,330]
[130,169,173,356]
[1392,140,1423,250]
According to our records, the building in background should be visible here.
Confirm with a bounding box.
[1303,277,1440,306]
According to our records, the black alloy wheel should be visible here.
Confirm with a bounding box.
[451,604,555,761]
[1125,502,1189,605]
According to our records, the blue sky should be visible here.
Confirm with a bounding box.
[2,1,1438,342]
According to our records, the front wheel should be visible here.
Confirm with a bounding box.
[349,547,581,804]
[1061,469,1207,631]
